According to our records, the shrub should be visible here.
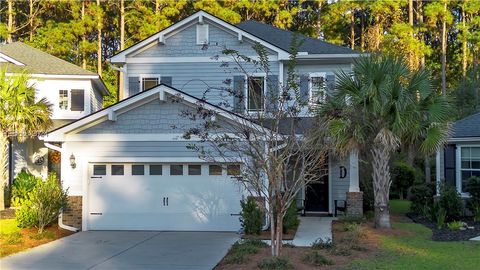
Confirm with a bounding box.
[257,257,292,270]
[11,171,38,207]
[329,246,352,256]
[311,237,333,250]
[302,251,333,266]
[283,202,299,233]
[16,199,38,228]
[410,183,435,215]
[439,185,463,221]
[447,221,464,231]
[436,207,446,229]
[29,231,55,240]
[391,161,416,199]
[465,176,480,221]
[3,232,23,245]
[239,197,263,235]
[224,239,267,264]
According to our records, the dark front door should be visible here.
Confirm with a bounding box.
[305,175,329,212]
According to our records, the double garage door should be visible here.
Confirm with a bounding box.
[88,163,243,231]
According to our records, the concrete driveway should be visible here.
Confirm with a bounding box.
[0,231,238,270]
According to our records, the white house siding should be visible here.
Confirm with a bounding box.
[90,86,103,112]
[330,156,350,204]
[12,138,48,179]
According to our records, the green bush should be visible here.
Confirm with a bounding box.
[257,257,292,270]
[239,197,263,235]
[3,232,23,245]
[410,183,435,215]
[465,176,480,221]
[391,161,416,199]
[11,171,38,207]
[302,250,333,266]
[311,237,333,250]
[15,173,68,233]
[447,221,464,231]
[435,207,446,229]
[224,239,267,264]
[439,185,463,221]
[282,202,299,233]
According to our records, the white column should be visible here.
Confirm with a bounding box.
[436,150,441,195]
[348,150,360,192]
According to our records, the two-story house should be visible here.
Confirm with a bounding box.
[0,42,109,182]
[43,11,363,231]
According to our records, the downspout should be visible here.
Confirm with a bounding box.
[8,138,13,186]
[44,142,79,232]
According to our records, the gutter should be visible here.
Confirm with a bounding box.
[44,142,80,233]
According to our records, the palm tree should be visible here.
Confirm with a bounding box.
[0,69,52,210]
[319,56,451,228]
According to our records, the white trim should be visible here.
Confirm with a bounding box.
[456,145,480,197]
[5,73,99,79]
[60,133,240,142]
[297,53,363,59]
[308,72,327,104]
[436,150,441,195]
[139,74,161,92]
[125,55,279,63]
[44,142,62,152]
[0,52,25,66]
[196,24,209,45]
[449,137,480,142]
[328,155,332,214]
[109,11,290,63]
[85,157,240,163]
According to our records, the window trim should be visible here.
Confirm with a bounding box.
[456,145,480,197]
[245,74,266,113]
[140,74,161,92]
[308,72,327,104]
[59,89,69,110]
[196,24,209,45]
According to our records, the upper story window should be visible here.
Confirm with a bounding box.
[58,89,84,112]
[196,24,209,45]
[247,76,265,112]
[460,147,480,193]
[309,73,327,104]
[59,90,68,110]
[142,77,159,91]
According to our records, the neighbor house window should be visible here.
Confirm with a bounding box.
[59,90,68,110]
[309,74,326,104]
[227,164,241,176]
[142,77,159,91]
[460,147,480,193]
[247,76,265,112]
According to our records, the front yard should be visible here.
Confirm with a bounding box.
[0,215,74,258]
[215,200,480,269]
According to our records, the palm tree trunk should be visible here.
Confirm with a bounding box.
[0,133,8,210]
[424,155,431,183]
[371,145,391,229]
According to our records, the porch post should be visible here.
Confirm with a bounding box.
[346,149,363,218]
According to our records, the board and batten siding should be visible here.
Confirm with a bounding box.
[135,22,276,58]
[330,157,350,205]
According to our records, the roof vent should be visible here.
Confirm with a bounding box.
[196,24,209,45]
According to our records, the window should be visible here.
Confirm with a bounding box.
[460,147,480,193]
[196,24,209,45]
[247,76,265,112]
[188,165,202,175]
[59,90,68,110]
[70,89,85,111]
[93,165,106,176]
[132,165,145,175]
[111,165,124,176]
[310,74,326,104]
[209,165,222,176]
[149,165,163,175]
[227,164,241,176]
[142,77,159,91]
[170,165,183,175]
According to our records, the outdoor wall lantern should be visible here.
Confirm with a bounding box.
[70,154,76,169]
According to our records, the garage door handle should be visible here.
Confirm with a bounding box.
[230,213,241,216]
[163,197,165,206]
[91,176,102,179]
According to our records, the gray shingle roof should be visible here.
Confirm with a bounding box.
[236,20,357,55]
[0,42,97,76]
[452,112,480,138]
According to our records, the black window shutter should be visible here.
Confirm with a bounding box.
[128,77,140,96]
[266,75,278,113]
[299,74,309,103]
[326,74,336,100]
[160,76,172,87]
[444,144,456,187]
[70,89,85,111]
[233,76,245,113]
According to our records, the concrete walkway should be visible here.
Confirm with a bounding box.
[292,216,335,247]
[0,231,238,270]
[470,236,480,241]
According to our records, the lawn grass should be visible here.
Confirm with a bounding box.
[349,205,480,270]
[390,199,411,214]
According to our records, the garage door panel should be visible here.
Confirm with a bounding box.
[88,163,243,231]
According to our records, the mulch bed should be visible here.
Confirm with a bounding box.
[407,213,480,241]
[0,208,16,219]
[242,226,298,240]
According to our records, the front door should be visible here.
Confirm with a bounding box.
[304,175,329,212]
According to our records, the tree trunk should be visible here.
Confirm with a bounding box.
[409,0,414,26]
[7,0,14,43]
[371,145,392,229]
[424,155,431,183]
[269,210,276,256]
[29,0,34,42]
[275,210,283,257]
[118,0,125,101]
[406,144,415,167]
[0,133,8,210]
[417,0,425,68]
[462,7,467,78]
[350,11,355,50]
[441,2,447,96]
[81,0,87,69]
[97,0,102,77]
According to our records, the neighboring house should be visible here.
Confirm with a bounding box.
[42,11,362,231]
[0,42,109,181]
[437,112,480,197]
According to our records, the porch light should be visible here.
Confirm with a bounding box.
[70,154,76,169]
